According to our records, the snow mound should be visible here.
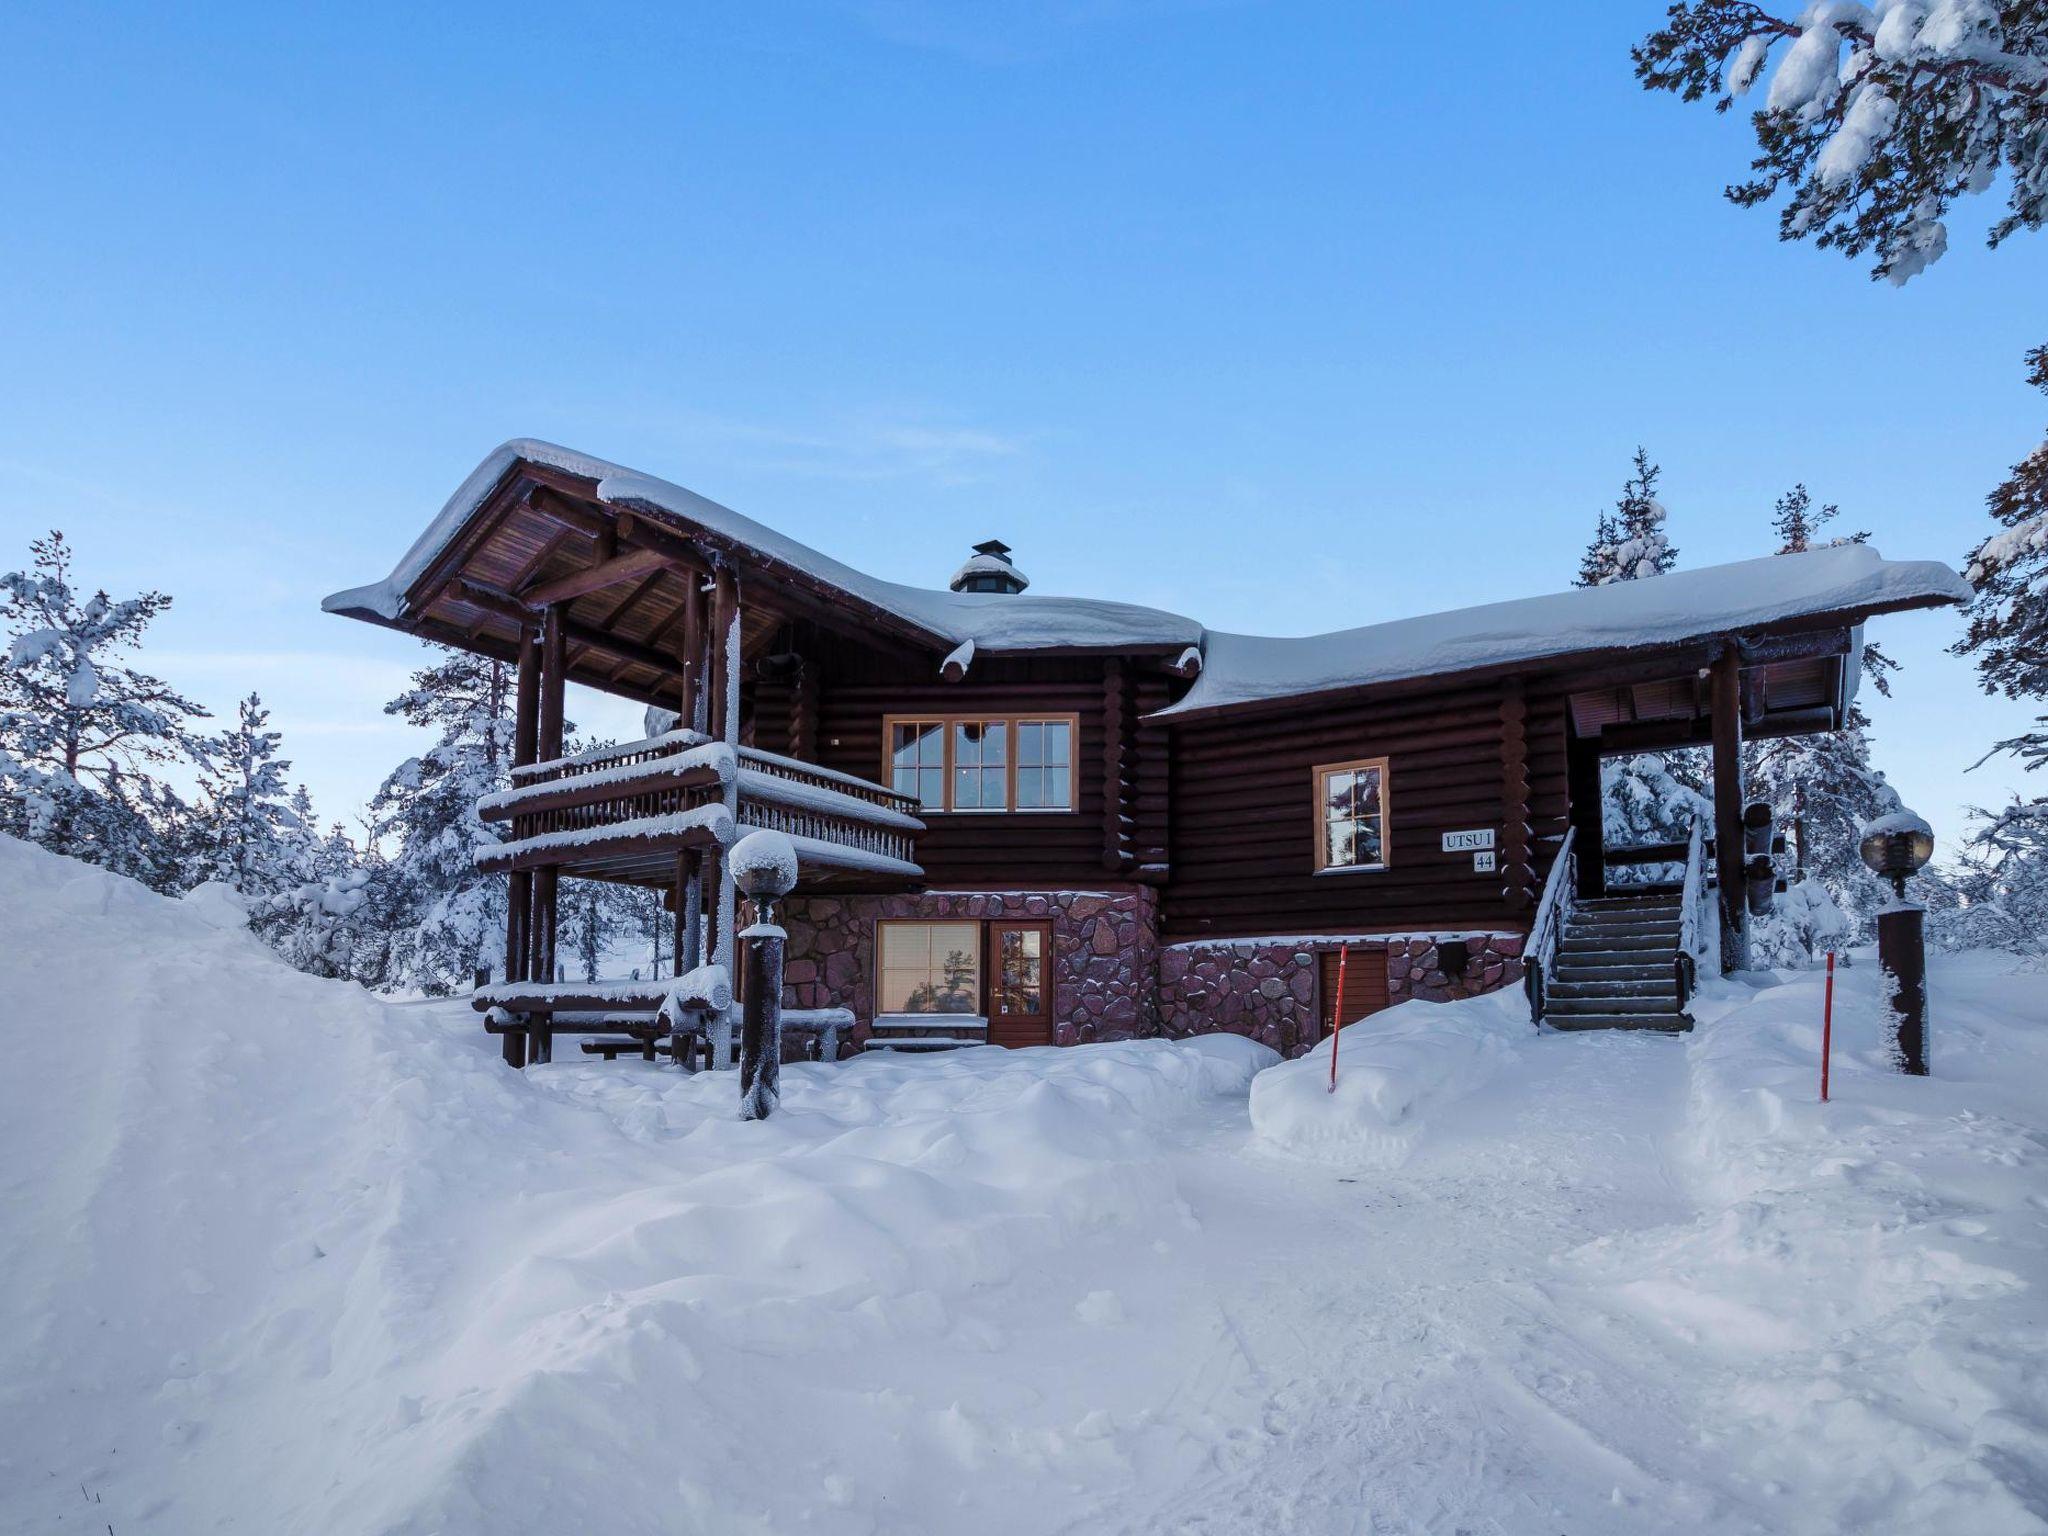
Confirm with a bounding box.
[1564,957,2048,1532]
[1248,989,1530,1168]
[0,834,1274,1535]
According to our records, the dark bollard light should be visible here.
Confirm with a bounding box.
[1859,810,1935,1076]
[730,829,799,1121]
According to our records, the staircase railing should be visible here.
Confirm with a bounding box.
[1675,813,1712,1007]
[1522,825,1577,1027]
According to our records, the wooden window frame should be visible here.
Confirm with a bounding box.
[882,713,1080,816]
[874,917,985,1016]
[1311,755,1392,874]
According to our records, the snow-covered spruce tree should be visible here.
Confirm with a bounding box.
[1576,448,1678,586]
[1924,797,2048,958]
[1634,1,2045,288]
[366,645,518,994]
[0,530,209,890]
[254,809,389,983]
[195,692,306,896]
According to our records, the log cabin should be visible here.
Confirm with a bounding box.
[324,439,1971,1064]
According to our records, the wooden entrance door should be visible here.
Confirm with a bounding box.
[987,921,1054,1048]
[1317,947,1389,1039]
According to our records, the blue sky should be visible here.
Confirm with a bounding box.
[1,0,2040,853]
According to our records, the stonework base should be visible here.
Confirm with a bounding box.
[779,887,1160,1048]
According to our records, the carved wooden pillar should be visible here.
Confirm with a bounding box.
[1500,680,1533,912]
[504,626,540,989]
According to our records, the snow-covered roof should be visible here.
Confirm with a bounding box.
[1155,542,1970,719]
[325,440,1969,716]
[322,438,1198,655]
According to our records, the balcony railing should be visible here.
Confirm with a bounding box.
[476,730,925,882]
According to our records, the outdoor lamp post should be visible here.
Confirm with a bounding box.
[730,829,798,1121]
[1859,812,1935,1076]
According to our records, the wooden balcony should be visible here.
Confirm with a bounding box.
[476,730,926,888]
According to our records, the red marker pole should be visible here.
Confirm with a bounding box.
[1820,949,1835,1104]
[1328,943,1350,1093]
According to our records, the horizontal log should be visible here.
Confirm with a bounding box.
[521,546,678,608]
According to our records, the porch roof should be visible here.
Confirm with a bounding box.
[323,438,1203,679]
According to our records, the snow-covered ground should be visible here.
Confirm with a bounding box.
[3,833,2045,1534]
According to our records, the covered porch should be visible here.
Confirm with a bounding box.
[1560,625,1860,964]
[324,446,954,1065]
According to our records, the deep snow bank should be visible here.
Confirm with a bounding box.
[1247,988,1530,1168]
[1568,956,2048,1533]
[0,835,1274,1536]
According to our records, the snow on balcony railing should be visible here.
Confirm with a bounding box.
[479,732,924,875]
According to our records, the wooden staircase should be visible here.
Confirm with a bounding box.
[1543,891,1693,1032]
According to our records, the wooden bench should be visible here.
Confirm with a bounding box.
[863,1014,991,1052]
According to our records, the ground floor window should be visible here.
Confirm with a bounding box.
[876,921,981,1014]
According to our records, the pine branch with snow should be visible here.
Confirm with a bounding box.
[1955,343,2048,769]
[1636,0,2047,285]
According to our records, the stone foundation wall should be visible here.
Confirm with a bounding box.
[1155,932,1526,1058]
[778,887,1160,1046]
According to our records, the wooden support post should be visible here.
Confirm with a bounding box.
[1711,647,1747,969]
[504,627,541,989]
[538,605,567,762]
[711,566,741,979]
[681,849,704,974]
[708,565,739,746]
[680,570,708,733]
[1566,729,1606,900]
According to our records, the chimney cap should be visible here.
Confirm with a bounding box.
[949,539,1030,595]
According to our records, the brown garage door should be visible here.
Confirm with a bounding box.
[1317,947,1389,1038]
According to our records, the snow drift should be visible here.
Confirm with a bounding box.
[1247,988,1531,1168]
[0,834,1274,1535]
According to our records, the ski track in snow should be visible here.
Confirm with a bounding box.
[4,832,2046,1535]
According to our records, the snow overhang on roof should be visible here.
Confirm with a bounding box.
[322,438,1201,657]
[324,441,1969,714]
[1151,543,1971,720]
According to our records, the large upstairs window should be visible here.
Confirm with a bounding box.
[886,715,1076,814]
[1313,756,1390,872]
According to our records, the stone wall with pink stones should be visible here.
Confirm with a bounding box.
[1155,932,1526,1059]
[778,887,1160,1046]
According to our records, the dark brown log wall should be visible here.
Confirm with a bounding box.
[1161,676,1571,943]
[752,646,1165,890]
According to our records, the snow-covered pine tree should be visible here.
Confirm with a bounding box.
[196,692,306,897]
[1578,449,1677,586]
[1634,2,2045,288]
[366,645,518,993]
[0,530,209,890]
